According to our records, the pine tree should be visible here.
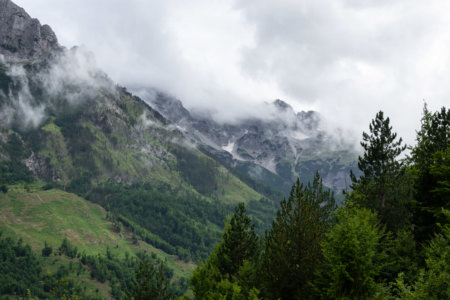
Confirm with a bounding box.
[351,111,412,231]
[190,203,260,299]
[41,241,52,257]
[125,259,173,300]
[393,210,450,299]
[411,105,449,244]
[260,174,335,299]
[215,203,259,277]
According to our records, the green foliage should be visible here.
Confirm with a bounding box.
[125,259,174,300]
[67,170,94,196]
[380,230,418,285]
[245,198,279,235]
[215,203,260,276]
[41,241,53,257]
[54,111,98,175]
[410,105,450,245]
[392,210,450,299]
[260,174,336,299]
[0,160,35,184]
[171,145,218,195]
[58,238,78,259]
[88,181,228,260]
[192,272,260,300]
[7,132,26,160]
[429,148,450,199]
[411,105,449,244]
[314,204,385,300]
[0,229,181,299]
[226,159,286,200]
[191,203,261,300]
[0,233,42,297]
[79,250,179,298]
[0,133,35,185]
[0,232,84,299]
[351,111,412,231]
[0,186,193,296]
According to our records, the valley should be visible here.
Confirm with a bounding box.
[2,1,447,299]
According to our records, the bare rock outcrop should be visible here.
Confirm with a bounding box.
[0,0,60,61]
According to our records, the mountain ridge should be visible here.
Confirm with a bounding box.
[0,0,60,62]
[136,88,358,195]
[0,0,355,297]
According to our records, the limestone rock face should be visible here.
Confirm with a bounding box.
[0,0,60,61]
[140,89,358,194]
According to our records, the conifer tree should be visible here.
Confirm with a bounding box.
[351,111,412,231]
[190,203,260,299]
[411,105,449,244]
[393,210,450,299]
[260,174,335,299]
[125,259,173,300]
[215,203,259,277]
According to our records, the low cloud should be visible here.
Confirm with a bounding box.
[40,46,117,103]
[4,64,46,128]
[13,0,450,146]
[234,0,450,146]
[0,46,117,129]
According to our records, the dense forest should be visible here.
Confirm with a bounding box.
[1,1,447,299]
[0,105,448,299]
[186,105,449,299]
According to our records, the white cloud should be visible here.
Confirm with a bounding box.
[1,46,117,129]
[13,0,450,146]
[5,64,46,128]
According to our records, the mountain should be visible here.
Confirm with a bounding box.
[0,0,355,297]
[0,0,60,61]
[0,1,281,295]
[0,184,195,298]
[137,88,358,195]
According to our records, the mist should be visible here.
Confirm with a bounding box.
[13,0,450,147]
[0,47,117,129]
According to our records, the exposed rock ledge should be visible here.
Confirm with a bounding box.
[0,0,60,62]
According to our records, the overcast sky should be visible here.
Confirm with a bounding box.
[14,0,450,146]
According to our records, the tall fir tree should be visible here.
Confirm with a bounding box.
[410,105,449,244]
[260,173,335,299]
[393,210,450,299]
[125,259,173,300]
[190,203,260,299]
[351,110,412,231]
[214,203,259,276]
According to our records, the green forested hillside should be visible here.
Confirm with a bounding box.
[0,57,277,261]
[0,58,448,300]
[0,55,278,298]
[189,106,449,300]
[0,184,194,298]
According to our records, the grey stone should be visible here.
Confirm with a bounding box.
[0,0,60,61]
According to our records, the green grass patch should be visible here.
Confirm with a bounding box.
[0,186,195,284]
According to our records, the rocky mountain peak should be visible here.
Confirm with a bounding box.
[273,99,294,113]
[0,0,60,62]
[145,89,192,123]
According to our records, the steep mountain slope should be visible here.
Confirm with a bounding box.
[0,184,195,298]
[0,0,60,61]
[0,0,276,268]
[137,89,358,195]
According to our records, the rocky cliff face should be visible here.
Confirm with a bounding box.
[0,0,358,197]
[0,0,279,268]
[0,0,60,61]
[139,89,358,195]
